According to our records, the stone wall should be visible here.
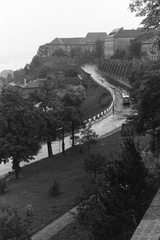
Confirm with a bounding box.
[100,59,132,81]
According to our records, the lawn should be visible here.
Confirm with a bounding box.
[81,81,112,120]
[0,131,150,236]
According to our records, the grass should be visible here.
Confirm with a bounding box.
[81,81,112,120]
[0,131,150,236]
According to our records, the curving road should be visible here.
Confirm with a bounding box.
[0,64,130,178]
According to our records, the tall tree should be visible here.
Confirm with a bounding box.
[129,0,160,29]
[0,87,42,179]
[30,80,60,156]
[61,85,86,147]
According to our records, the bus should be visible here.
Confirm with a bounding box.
[122,92,130,105]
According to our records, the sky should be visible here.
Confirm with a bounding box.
[0,0,142,73]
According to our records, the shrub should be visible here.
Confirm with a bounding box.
[49,179,61,196]
[0,206,32,240]
[0,178,6,194]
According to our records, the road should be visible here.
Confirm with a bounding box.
[0,64,130,178]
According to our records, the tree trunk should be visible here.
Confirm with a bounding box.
[71,121,75,147]
[47,139,53,157]
[12,159,21,179]
[62,128,65,156]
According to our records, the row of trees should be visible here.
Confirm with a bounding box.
[0,82,86,179]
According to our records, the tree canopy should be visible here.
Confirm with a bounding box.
[129,0,160,29]
[0,87,42,179]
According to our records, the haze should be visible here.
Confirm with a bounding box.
[0,0,142,72]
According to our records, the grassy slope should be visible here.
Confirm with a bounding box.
[81,82,112,120]
[0,132,150,235]
[0,68,149,237]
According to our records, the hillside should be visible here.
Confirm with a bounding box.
[81,83,112,120]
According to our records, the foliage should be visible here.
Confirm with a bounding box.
[70,47,82,58]
[0,87,42,179]
[37,44,49,57]
[129,0,160,29]
[38,65,52,78]
[49,179,61,196]
[111,48,126,59]
[0,206,32,240]
[30,80,61,156]
[0,178,6,194]
[53,48,66,57]
[84,151,106,180]
[64,68,78,78]
[78,123,98,152]
[60,85,86,146]
[29,55,42,71]
[94,39,104,58]
[134,70,160,133]
[76,135,158,240]
[13,69,25,81]
[129,38,141,58]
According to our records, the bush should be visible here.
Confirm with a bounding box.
[0,206,32,240]
[49,179,61,196]
[0,178,6,194]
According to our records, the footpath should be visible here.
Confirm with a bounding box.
[31,206,77,240]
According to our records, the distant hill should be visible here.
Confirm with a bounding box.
[0,70,14,79]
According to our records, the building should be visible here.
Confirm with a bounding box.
[104,27,150,59]
[9,79,45,98]
[141,36,160,61]
[47,32,107,56]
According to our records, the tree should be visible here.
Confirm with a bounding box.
[111,48,126,59]
[129,0,160,29]
[29,55,42,71]
[129,38,141,58]
[61,85,86,147]
[84,151,106,180]
[30,80,60,157]
[0,205,32,240]
[94,39,104,58]
[53,48,65,57]
[38,65,51,79]
[70,47,82,58]
[64,68,78,78]
[0,87,42,179]
[129,70,160,157]
[37,44,49,57]
[76,135,158,240]
[78,123,98,152]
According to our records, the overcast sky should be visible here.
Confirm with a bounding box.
[0,0,142,72]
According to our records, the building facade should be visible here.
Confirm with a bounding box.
[141,37,160,61]
[104,27,148,59]
[47,32,107,56]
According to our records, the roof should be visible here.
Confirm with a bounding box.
[49,37,86,45]
[86,32,107,43]
[108,27,158,39]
